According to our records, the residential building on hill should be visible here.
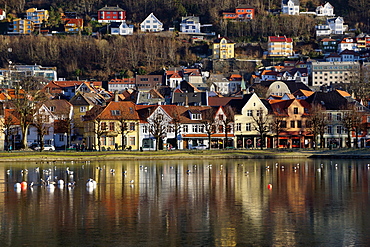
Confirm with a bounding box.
[8,19,34,34]
[180,16,201,33]
[268,36,293,57]
[316,16,347,37]
[98,6,126,23]
[109,21,133,35]
[26,8,49,26]
[222,5,255,20]
[212,37,235,59]
[281,0,300,15]
[140,13,163,32]
[316,2,334,17]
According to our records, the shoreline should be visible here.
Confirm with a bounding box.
[1,148,370,162]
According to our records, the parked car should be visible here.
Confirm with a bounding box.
[192,144,207,150]
[34,144,55,151]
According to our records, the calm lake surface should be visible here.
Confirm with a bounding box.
[0,158,370,246]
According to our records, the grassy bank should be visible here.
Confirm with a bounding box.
[0,148,370,162]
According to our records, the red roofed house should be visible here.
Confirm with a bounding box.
[268,36,293,57]
[63,18,83,33]
[222,4,255,20]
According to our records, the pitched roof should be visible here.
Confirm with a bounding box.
[98,6,125,11]
[305,90,348,110]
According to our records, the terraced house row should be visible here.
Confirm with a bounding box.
[0,80,369,151]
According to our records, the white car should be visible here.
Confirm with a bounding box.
[34,144,55,151]
[192,144,207,150]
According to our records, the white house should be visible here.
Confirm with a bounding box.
[109,21,133,35]
[316,16,347,36]
[316,2,334,17]
[140,13,163,32]
[180,16,201,33]
[281,0,300,15]
[338,37,357,52]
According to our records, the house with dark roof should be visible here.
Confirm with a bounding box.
[98,6,126,23]
[281,0,300,15]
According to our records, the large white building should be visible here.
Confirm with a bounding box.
[140,13,163,32]
[311,61,360,86]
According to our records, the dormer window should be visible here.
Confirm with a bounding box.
[111,110,121,116]
[192,113,201,120]
[49,106,55,112]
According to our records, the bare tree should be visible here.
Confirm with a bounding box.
[94,118,107,151]
[307,104,328,149]
[252,108,270,150]
[33,109,51,152]
[201,108,217,150]
[148,112,168,151]
[1,113,16,151]
[218,105,234,148]
[341,104,363,148]
[11,77,48,149]
[271,115,285,149]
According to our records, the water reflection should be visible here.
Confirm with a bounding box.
[0,159,369,246]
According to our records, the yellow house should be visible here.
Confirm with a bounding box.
[212,37,235,59]
[10,18,34,34]
[268,36,293,57]
[233,93,270,148]
[83,101,140,151]
[69,92,104,145]
[26,8,49,26]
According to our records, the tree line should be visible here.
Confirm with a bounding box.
[1,0,370,37]
[0,34,196,80]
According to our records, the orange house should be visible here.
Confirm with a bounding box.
[223,4,255,20]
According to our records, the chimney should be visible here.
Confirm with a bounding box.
[114,90,119,102]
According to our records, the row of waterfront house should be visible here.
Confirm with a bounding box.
[1,79,369,151]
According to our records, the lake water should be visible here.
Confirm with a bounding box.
[0,158,370,246]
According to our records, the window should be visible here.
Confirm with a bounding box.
[109,137,115,146]
[281,121,287,128]
[101,122,107,130]
[293,107,298,114]
[327,113,332,120]
[192,125,198,133]
[111,110,121,116]
[246,123,251,131]
[130,137,135,145]
[59,135,64,142]
[247,110,253,116]
[327,125,333,134]
[256,110,262,116]
[130,123,135,131]
[199,125,204,132]
[336,126,342,134]
[218,114,224,120]
[101,136,106,145]
[336,113,342,121]
[80,106,87,112]
[290,121,295,128]
[183,125,188,132]
[297,120,302,128]
[218,125,224,133]
[236,123,241,131]
[143,125,148,133]
[109,122,115,131]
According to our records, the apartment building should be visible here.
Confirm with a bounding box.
[311,61,360,86]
